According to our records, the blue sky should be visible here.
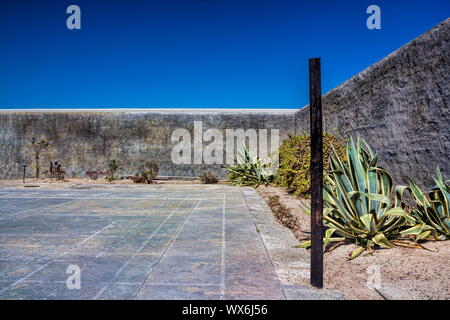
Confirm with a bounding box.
[0,0,448,109]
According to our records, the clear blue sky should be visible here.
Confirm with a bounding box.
[0,0,448,109]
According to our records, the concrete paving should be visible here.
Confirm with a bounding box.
[0,184,290,300]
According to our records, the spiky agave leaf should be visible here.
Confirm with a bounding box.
[224,144,274,187]
[406,166,450,240]
[297,136,415,259]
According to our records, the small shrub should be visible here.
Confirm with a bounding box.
[44,161,65,180]
[54,164,66,180]
[107,160,119,181]
[86,170,107,180]
[199,171,219,184]
[132,161,159,184]
[274,133,347,198]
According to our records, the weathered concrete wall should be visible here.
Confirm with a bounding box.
[296,18,450,188]
[0,109,296,179]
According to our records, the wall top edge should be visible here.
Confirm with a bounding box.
[0,108,298,115]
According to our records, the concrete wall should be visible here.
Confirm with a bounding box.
[0,109,296,179]
[296,18,450,188]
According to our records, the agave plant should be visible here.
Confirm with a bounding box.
[401,166,450,241]
[300,137,414,259]
[224,145,274,187]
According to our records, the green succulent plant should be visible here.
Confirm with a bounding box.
[274,133,347,198]
[107,159,119,181]
[401,166,450,241]
[224,145,274,187]
[300,137,414,259]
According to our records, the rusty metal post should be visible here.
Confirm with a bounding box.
[309,58,324,288]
